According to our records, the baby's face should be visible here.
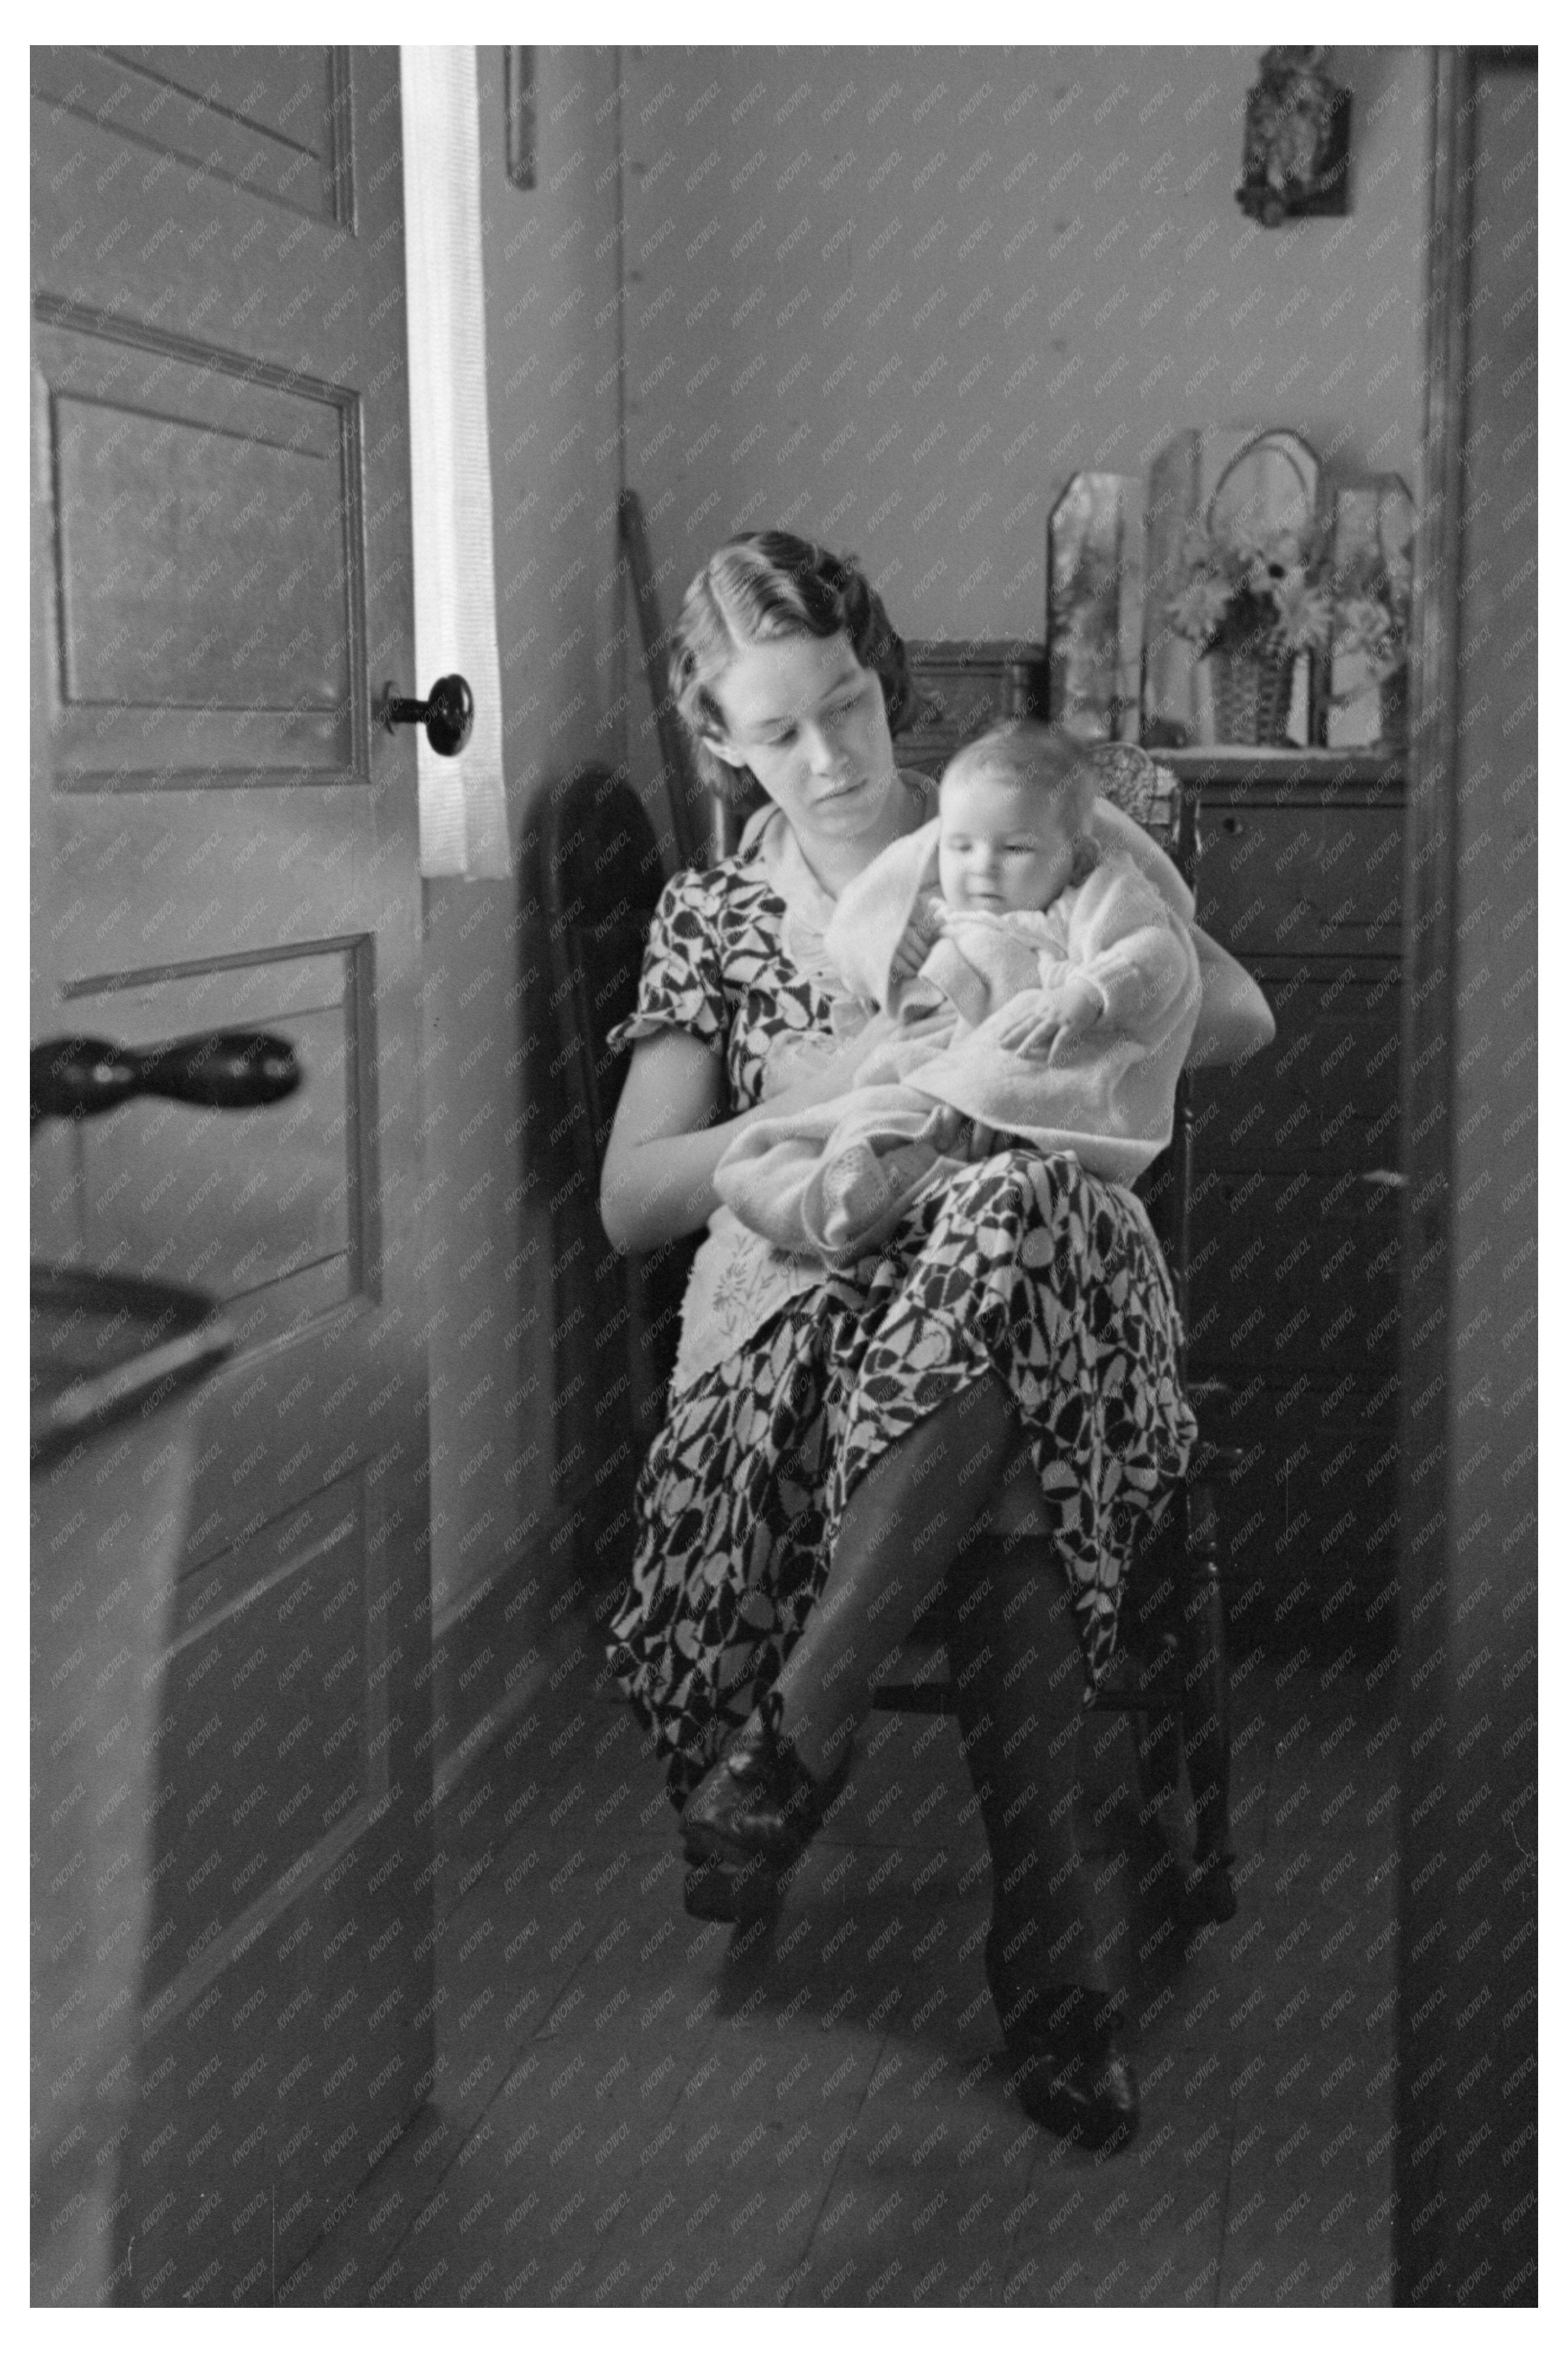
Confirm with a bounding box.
[937,767,1076,914]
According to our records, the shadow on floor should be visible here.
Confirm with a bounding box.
[282,1603,1399,2308]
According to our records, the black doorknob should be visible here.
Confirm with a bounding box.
[381,673,474,757]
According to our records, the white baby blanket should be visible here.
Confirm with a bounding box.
[715,822,1202,1271]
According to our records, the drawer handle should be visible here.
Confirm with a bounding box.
[1220,815,1244,834]
[31,1030,301,1126]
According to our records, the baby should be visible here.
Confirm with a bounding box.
[715,720,1203,1262]
[892,719,1148,1050]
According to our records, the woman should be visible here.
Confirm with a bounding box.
[600,532,1273,2150]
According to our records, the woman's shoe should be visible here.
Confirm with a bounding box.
[680,1689,848,1919]
[994,1976,1140,2153]
[1005,2027,1140,2152]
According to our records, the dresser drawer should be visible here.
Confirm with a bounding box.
[1192,965,1403,1170]
[1205,1377,1400,1620]
[1198,802,1404,955]
[1186,1169,1402,1379]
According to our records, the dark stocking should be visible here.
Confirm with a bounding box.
[945,1529,1119,2049]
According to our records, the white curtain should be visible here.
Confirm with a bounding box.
[399,46,511,879]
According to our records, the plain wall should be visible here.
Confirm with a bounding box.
[419,47,626,1631]
[617,45,1430,797]
[433,40,1436,1640]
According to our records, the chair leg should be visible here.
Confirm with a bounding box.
[1122,1516,1184,1835]
[1130,1694,1183,1829]
[1177,1473,1236,1924]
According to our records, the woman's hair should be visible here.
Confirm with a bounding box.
[942,720,1103,882]
[668,530,918,806]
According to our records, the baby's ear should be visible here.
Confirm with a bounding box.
[1069,835,1101,887]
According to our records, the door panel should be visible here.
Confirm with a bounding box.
[29,46,353,225]
[126,1920,282,2306]
[38,312,364,784]
[32,46,434,2303]
[143,1472,371,2002]
[70,947,364,1345]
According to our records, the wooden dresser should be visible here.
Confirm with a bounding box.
[1170,749,1407,1651]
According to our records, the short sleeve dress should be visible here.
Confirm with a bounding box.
[605,810,1198,1808]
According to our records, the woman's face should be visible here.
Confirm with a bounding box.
[707,632,899,846]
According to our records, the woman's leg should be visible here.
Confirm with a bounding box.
[679,1373,1019,1908]
[945,1528,1137,2148]
[987,1428,1054,1535]
[944,1529,1108,1997]
[766,1375,1134,2144]
[689,1374,1137,2146]
[770,1387,1050,1778]
[768,1373,1017,1779]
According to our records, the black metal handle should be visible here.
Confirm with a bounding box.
[381,673,474,757]
[30,1031,302,1127]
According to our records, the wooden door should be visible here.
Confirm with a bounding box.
[31,48,434,2301]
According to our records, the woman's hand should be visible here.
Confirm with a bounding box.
[600,1021,912,1253]
[925,1107,1003,1160]
[887,896,943,988]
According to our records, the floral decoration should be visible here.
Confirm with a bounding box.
[1167,519,1336,661]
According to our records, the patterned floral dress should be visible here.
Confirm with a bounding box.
[605,832,1198,1808]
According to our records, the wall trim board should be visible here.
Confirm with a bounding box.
[1394,45,1538,2310]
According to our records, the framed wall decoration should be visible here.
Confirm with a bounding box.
[1236,47,1351,226]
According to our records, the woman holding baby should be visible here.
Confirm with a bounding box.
[600,531,1273,2152]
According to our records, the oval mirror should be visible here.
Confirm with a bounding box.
[1209,429,1320,550]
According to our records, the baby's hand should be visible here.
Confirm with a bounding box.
[997,1005,1056,1058]
[995,990,1056,1057]
[997,977,1106,1062]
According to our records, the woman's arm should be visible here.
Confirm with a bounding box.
[1186,924,1276,1066]
[1089,797,1273,1068]
[1089,797,1196,922]
[600,1024,897,1253]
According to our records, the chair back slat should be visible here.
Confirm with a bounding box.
[539,765,668,1191]
[534,763,698,1420]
